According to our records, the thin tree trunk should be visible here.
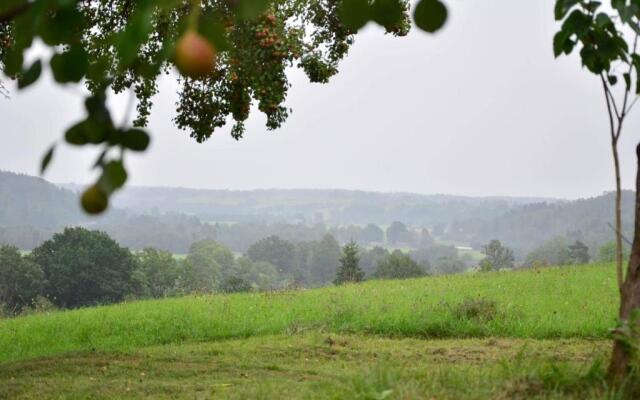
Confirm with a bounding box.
[608,143,640,380]
[602,75,624,290]
[613,139,624,291]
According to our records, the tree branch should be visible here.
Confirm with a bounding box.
[602,75,622,121]
[601,75,619,144]
[0,0,84,24]
[608,222,633,246]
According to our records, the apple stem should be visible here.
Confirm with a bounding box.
[187,0,202,31]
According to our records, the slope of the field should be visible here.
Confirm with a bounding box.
[1,264,632,399]
[0,264,617,364]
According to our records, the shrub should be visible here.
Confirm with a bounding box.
[219,276,252,294]
[19,296,57,316]
[373,250,426,280]
[454,298,498,322]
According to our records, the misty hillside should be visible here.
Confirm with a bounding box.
[0,170,84,229]
[1,170,633,256]
[104,186,557,226]
[447,191,635,253]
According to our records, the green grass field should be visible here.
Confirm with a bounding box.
[1,263,632,399]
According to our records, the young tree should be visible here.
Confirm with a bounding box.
[554,0,639,292]
[554,0,640,379]
[233,257,280,290]
[334,241,364,285]
[359,246,390,277]
[599,240,630,263]
[386,221,411,246]
[310,234,342,284]
[524,237,571,267]
[178,239,235,293]
[374,250,426,280]
[480,240,514,271]
[135,247,180,298]
[246,235,296,275]
[568,240,590,265]
[362,223,385,245]
[432,256,466,275]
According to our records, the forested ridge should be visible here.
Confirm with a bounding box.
[0,170,84,229]
[0,170,633,258]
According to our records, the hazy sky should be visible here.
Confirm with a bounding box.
[1,0,640,199]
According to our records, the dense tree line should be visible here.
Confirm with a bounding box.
[1,228,606,318]
[0,227,472,316]
[476,238,608,271]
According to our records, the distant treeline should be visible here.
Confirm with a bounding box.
[0,227,470,316]
[445,191,634,257]
[0,214,434,254]
[108,186,550,226]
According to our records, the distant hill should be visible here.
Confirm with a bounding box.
[0,170,84,229]
[2,171,634,257]
[102,186,558,226]
[446,191,635,254]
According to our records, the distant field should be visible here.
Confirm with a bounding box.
[457,248,485,262]
[0,264,618,364]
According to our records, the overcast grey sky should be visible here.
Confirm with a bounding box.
[1,0,639,199]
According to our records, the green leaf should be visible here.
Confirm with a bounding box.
[18,60,42,89]
[3,49,24,77]
[50,45,89,83]
[38,7,85,45]
[235,0,270,20]
[580,45,606,74]
[632,54,640,93]
[11,5,41,52]
[85,94,113,125]
[98,161,128,194]
[553,30,569,57]
[623,72,631,90]
[607,75,618,85]
[339,0,371,31]
[40,145,55,175]
[65,119,111,145]
[120,128,151,151]
[117,7,154,67]
[584,1,602,13]
[595,13,613,29]
[65,121,90,145]
[414,0,447,34]
[562,10,592,39]
[554,0,582,20]
[198,14,230,52]
[371,0,404,30]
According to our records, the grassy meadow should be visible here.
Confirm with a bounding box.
[0,263,630,399]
